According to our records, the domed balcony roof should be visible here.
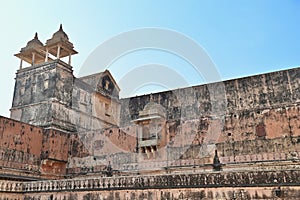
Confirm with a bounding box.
[14,33,46,65]
[46,24,70,46]
[45,24,78,58]
[21,32,44,51]
[134,100,166,122]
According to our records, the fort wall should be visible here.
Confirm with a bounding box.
[0,116,69,179]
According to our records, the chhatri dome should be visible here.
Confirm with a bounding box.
[22,32,44,51]
[14,32,45,66]
[51,24,69,41]
[45,24,77,60]
[14,24,78,69]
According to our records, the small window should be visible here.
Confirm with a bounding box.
[80,92,89,104]
[32,83,37,92]
[142,126,150,140]
[44,74,49,90]
[256,124,266,139]
[105,103,111,116]
[20,87,25,95]
[44,80,49,89]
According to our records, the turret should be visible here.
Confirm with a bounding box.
[11,25,78,132]
[14,32,46,68]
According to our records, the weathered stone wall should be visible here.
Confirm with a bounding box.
[0,116,70,179]
[217,137,300,158]
[66,69,300,175]
[76,107,300,173]
[120,67,300,135]
[0,116,43,178]
[111,68,300,169]
[221,104,300,143]
[10,59,121,133]
[72,70,121,130]
[10,60,75,131]
[67,126,137,175]
[40,129,70,178]
[11,62,59,109]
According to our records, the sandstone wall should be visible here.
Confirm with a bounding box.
[68,67,300,174]
[0,116,70,179]
[117,67,300,155]
[120,67,300,137]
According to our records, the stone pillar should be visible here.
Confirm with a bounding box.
[45,48,49,62]
[19,59,23,69]
[68,53,72,65]
[145,147,150,159]
[138,125,143,143]
[57,45,61,59]
[32,52,36,65]
[151,146,156,159]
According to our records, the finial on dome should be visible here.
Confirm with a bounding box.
[59,24,63,31]
[34,32,38,39]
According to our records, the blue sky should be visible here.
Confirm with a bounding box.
[0,1,300,117]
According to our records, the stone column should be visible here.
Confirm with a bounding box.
[19,59,23,69]
[57,45,61,59]
[32,52,36,65]
[68,53,72,65]
[45,48,49,62]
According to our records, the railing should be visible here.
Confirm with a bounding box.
[114,151,300,171]
[138,139,158,147]
[1,169,300,193]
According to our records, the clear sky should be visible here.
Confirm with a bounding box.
[0,0,299,117]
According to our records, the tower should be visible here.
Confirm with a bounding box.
[11,25,121,133]
[11,25,78,132]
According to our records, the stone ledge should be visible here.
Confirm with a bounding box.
[1,169,300,193]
